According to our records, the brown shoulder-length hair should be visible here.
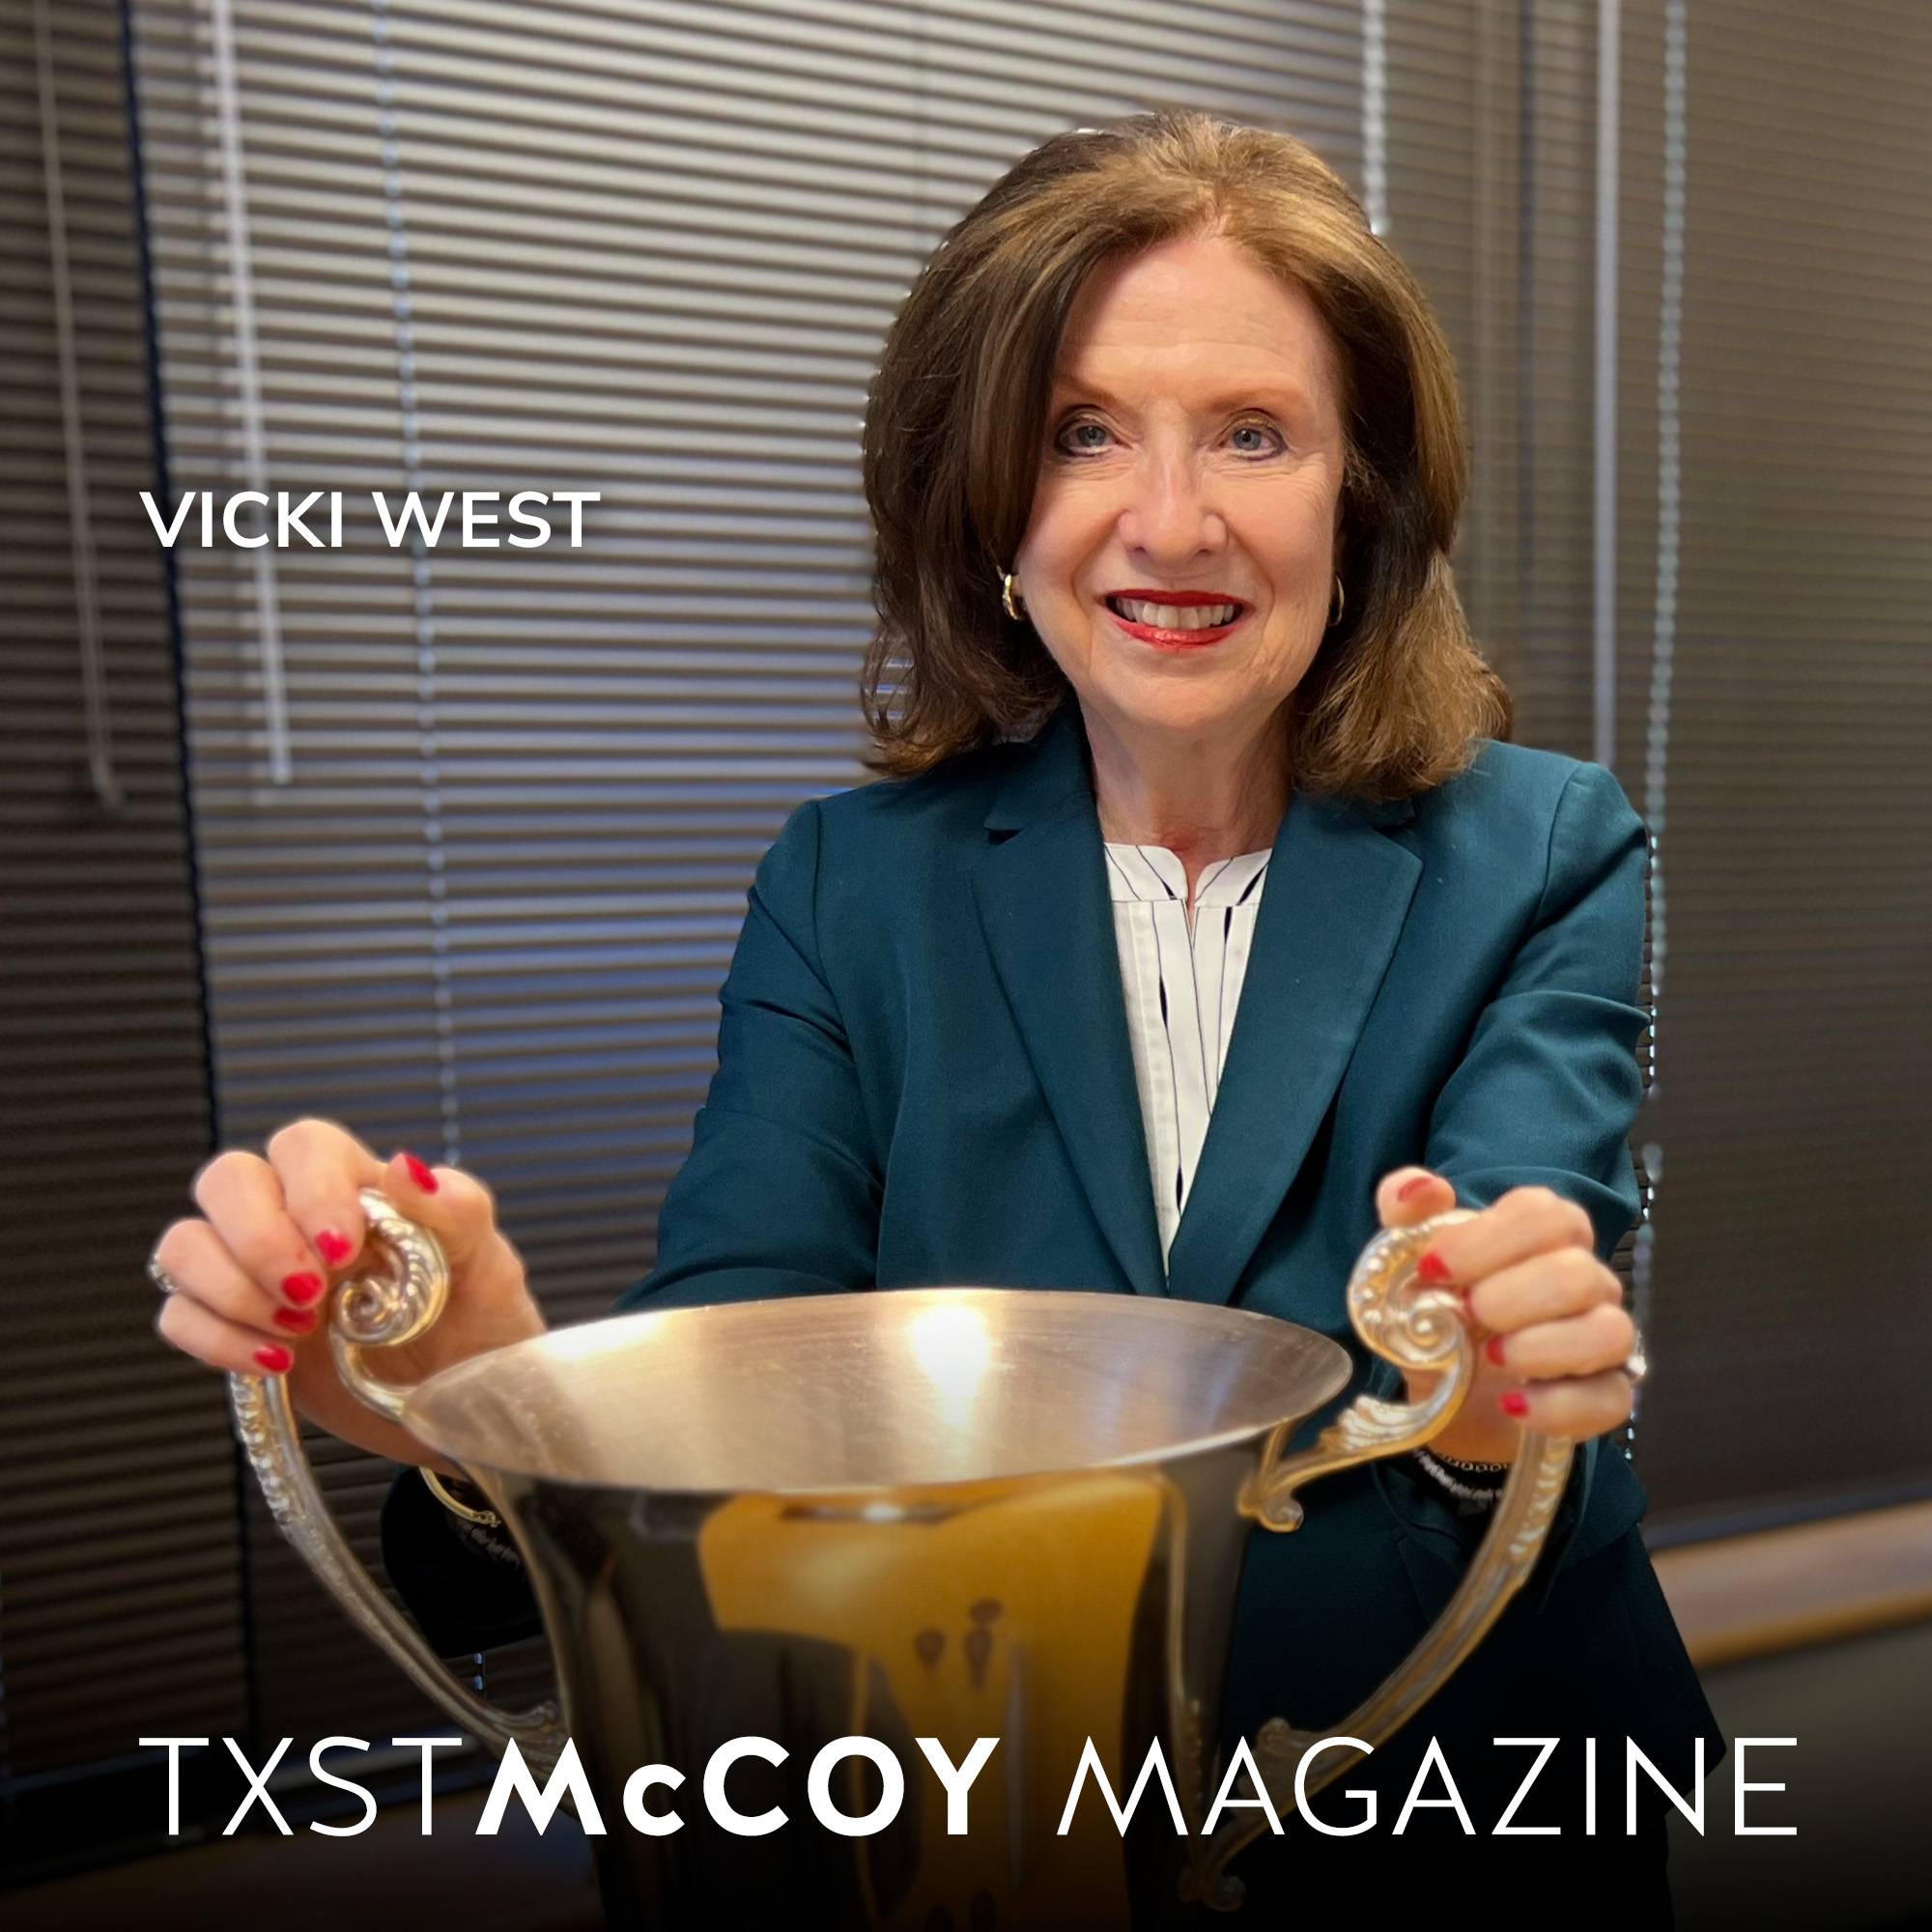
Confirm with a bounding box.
[859,109,1511,801]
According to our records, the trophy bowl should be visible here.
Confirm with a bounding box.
[228,1194,1573,1929]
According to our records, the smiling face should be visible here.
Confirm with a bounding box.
[1011,231,1349,765]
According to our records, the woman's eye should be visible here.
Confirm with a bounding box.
[1058,418,1112,454]
[1054,416,1285,457]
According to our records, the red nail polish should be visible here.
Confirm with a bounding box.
[273,1306,317,1333]
[283,1270,324,1305]
[254,1344,293,1374]
[315,1230,354,1266]
[1416,1249,1452,1284]
[1486,1334,1508,1367]
[1501,1390,1529,1417]
[401,1151,439,1194]
[1396,1175,1435,1203]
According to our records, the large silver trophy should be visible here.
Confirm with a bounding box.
[229,1191,1571,1927]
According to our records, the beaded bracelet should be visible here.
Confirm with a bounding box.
[445,1512,527,1569]
[1412,1444,1509,1505]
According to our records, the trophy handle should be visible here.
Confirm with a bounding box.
[1192,1208,1575,1909]
[225,1186,567,1776]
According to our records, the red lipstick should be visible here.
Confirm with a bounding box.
[1101,589,1250,651]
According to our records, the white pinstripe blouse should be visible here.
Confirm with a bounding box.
[1102,841,1273,1270]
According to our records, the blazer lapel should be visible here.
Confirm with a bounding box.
[970,708,1168,1299]
[1164,786,1421,1308]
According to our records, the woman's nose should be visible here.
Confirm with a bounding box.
[1116,452,1226,558]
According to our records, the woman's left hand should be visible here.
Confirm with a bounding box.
[1374,1166,1637,1465]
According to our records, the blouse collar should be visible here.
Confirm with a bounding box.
[1102,843,1272,908]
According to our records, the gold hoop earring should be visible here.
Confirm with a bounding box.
[1326,574,1346,630]
[1001,570,1026,622]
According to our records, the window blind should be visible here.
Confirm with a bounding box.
[0,0,246,1879]
[1605,0,1932,1534]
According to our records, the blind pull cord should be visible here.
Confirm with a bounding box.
[36,0,123,813]
[210,0,291,786]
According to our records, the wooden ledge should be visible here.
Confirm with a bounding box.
[1651,1499,1932,1670]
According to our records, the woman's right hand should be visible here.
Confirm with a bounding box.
[152,1118,550,1477]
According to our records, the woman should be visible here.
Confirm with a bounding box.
[155,113,1721,1913]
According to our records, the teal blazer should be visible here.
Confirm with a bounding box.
[611,699,1725,1810]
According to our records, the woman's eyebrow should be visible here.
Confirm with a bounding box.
[1049,378,1318,417]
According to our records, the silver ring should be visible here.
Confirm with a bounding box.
[1624,1330,1648,1387]
[147,1254,184,1295]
